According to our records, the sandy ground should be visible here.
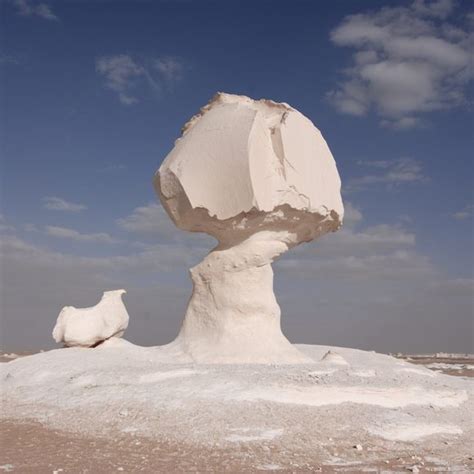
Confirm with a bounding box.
[1,351,473,473]
[2,419,473,473]
[396,356,474,378]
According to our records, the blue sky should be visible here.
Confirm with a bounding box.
[1,0,473,352]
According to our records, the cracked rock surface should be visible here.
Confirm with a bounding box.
[155,92,343,242]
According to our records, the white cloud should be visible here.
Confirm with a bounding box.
[0,54,20,65]
[452,204,473,220]
[95,55,144,105]
[0,214,15,233]
[117,202,215,247]
[272,204,472,353]
[1,202,472,353]
[277,212,465,354]
[154,57,185,83]
[412,0,455,19]
[345,158,427,192]
[381,116,422,130]
[117,202,176,238]
[99,163,127,173]
[96,55,185,105]
[42,196,87,212]
[272,203,433,307]
[343,202,363,227]
[45,226,119,244]
[12,0,58,21]
[1,222,209,321]
[278,205,422,279]
[278,250,434,283]
[0,232,200,349]
[328,0,473,128]
[2,231,206,275]
[338,223,416,252]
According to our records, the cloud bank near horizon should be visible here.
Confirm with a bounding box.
[1,197,472,354]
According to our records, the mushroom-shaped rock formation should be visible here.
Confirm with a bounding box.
[154,93,344,363]
[52,290,129,347]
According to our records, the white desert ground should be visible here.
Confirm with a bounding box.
[1,345,473,472]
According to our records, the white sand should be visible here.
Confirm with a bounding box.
[369,422,463,441]
[2,341,473,470]
[2,341,472,447]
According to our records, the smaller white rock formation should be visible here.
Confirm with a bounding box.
[321,350,349,366]
[52,289,129,347]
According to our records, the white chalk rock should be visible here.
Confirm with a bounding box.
[52,290,129,347]
[154,93,344,363]
[156,92,343,240]
[321,350,350,366]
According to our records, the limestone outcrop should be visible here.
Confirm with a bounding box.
[52,289,129,347]
[154,93,344,363]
